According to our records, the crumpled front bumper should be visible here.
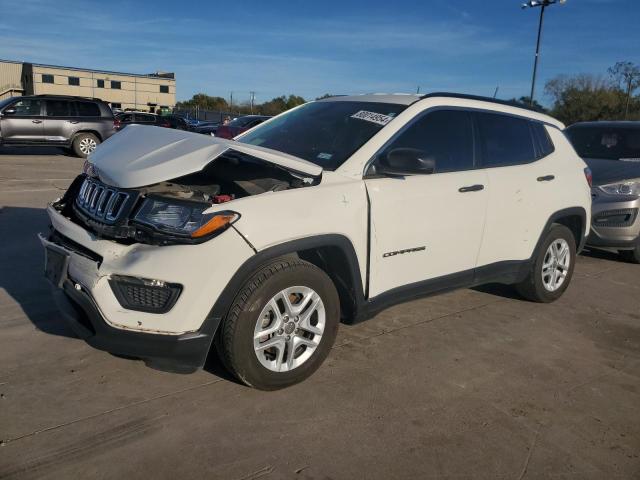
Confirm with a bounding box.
[49,275,212,372]
[39,203,255,371]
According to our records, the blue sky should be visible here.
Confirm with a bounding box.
[1,0,638,106]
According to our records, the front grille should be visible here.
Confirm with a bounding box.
[109,276,182,314]
[593,208,638,228]
[75,177,135,225]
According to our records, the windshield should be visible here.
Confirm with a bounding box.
[238,101,407,170]
[567,125,640,161]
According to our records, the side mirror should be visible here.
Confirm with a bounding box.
[377,148,436,176]
[2,108,17,115]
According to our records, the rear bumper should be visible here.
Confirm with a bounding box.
[51,279,213,372]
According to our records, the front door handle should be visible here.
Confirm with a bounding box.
[67,120,79,124]
[459,184,484,193]
[537,175,555,182]
[32,120,42,124]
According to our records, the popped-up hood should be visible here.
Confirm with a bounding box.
[88,124,322,188]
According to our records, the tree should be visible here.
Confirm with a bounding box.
[175,93,228,111]
[544,73,637,125]
[608,61,640,119]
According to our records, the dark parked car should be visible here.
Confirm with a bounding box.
[191,121,220,136]
[114,112,165,131]
[215,115,271,139]
[0,95,115,157]
[161,115,190,130]
[566,121,640,263]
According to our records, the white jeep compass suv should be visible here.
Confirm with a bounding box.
[40,93,592,390]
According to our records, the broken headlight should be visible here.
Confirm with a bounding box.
[599,179,640,196]
[133,196,239,239]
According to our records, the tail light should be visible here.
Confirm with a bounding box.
[113,118,121,130]
[584,167,593,188]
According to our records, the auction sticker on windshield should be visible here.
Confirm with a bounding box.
[351,110,394,126]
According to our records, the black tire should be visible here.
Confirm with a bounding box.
[516,224,576,303]
[72,132,100,158]
[619,246,640,264]
[216,257,340,390]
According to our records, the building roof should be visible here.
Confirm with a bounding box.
[0,59,175,80]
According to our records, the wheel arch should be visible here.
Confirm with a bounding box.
[201,234,366,338]
[73,129,103,142]
[536,207,587,256]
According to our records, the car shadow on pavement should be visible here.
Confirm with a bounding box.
[471,283,524,300]
[580,247,630,263]
[0,206,77,339]
[0,146,69,156]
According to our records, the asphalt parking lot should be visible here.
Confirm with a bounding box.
[1,147,639,480]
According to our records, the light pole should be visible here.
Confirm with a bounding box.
[521,0,566,106]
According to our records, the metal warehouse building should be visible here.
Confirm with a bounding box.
[0,59,176,112]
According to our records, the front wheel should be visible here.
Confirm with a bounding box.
[516,224,576,303]
[216,258,340,390]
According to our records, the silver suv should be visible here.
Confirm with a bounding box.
[566,121,640,263]
[0,95,115,157]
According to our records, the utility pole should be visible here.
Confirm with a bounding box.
[493,86,499,98]
[521,0,566,106]
[229,92,233,111]
[250,91,255,114]
[625,75,633,119]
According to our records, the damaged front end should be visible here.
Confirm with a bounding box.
[53,126,320,246]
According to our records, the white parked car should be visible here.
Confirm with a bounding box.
[40,93,592,389]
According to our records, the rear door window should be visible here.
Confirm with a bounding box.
[46,100,71,117]
[476,112,536,167]
[74,102,101,117]
[379,109,475,173]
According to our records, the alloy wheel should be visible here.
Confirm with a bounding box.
[253,286,325,372]
[79,137,97,155]
[541,238,571,292]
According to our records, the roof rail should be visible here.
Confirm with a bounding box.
[30,94,105,102]
[419,92,546,114]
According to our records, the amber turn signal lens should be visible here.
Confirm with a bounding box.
[190,214,237,238]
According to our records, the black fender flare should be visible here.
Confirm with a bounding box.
[199,234,366,338]
[533,206,588,256]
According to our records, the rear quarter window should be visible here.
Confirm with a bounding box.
[531,122,555,158]
[476,112,536,167]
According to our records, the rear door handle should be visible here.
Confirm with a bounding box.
[67,120,79,124]
[31,120,42,124]
[537,175,555,182]
[459,184,484,193]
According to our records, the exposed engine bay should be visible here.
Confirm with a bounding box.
[53,151,318,246]
[139,151,315,204]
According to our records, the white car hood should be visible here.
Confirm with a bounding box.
[89,124,322,188]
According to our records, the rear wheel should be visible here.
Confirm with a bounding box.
[619,246,640,264]
[216,258,340,390]
[516,224,576,303]
[72,133,100,158]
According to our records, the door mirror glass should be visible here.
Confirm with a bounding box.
[3,108,17,115]
[377,148,436,176]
